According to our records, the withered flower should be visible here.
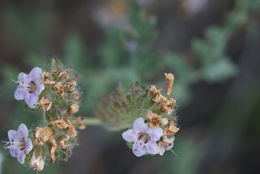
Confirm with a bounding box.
[64,79,77,92]
[161,97,176,115]
[51,70,60,77]
[34,127,54,145]
[146,111,166,128]
[50,118,69,129]
[50,118,77,136]
[50,138,57,163]
[164,73,174,95]
[68,103,79,116]
[38,96,52,111]
[41,72,55,86]
[150,85,161,96]
[152,94,167,104]
[73,117,86,130]
[58,135,70,149]
[30,150,45,171]
[66,119,77,137]
[164,120,179,136]
[58,71,69,79]
[55,82,64,96]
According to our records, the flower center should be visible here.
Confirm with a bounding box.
[29,81,37,93]
[5,138,26,151]
[138,133,150,144]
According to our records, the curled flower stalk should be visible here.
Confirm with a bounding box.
[4,58,86,171]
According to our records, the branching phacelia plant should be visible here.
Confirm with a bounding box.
[4,58,179,171]
[4,58,85,171]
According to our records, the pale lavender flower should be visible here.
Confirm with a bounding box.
[14,67,44,108]
[122,117,163,157]
[4,124,33,164]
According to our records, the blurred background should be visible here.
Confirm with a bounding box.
[0,0,260,173]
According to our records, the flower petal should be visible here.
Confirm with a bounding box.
[28,67,42,81]
[164,136,175,150]
[25,93,38,108]
[18,72,28,84]
[14,87,26,100]
[25,138,33,154]
[133,118,148,133]
[17,124,28,137]
[17,152,26,164]
[146,141,158,155]
[35,83,45,95]
[132,142,146,157]
[122,129,137,142]
[9,149,17,158]
[158,146,165,156]
[147,127,163,141]
[8,130,17,141]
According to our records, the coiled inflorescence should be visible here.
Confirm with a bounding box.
[122,73,179,157]
[5,59,85,171]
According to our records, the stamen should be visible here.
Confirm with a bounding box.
[170,149,178,156]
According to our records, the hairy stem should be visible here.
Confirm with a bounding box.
[83,117,102,126]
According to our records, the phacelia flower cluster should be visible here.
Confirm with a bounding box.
[5,59,86,171]
[122,73,179,157]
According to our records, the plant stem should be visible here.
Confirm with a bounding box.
[43,111,46,123]
[83,117,102,126]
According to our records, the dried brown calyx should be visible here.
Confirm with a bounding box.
[64,79,77,93]
[164,73,174,95]
[34,127,54,145]
[38,96,52,111]
[55,82,64,96]
[50,138,57,163]
[66,119,77,137]
[58,135,70,149]
[150,73,176,115]
[58,71,69,79]
[41,72,55,86]
[51,118,69,129]
[50,118,77,137]
[68,103,79,116]
[146,111,168,128]
[150,87,176,115]
[164,120,179,136]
